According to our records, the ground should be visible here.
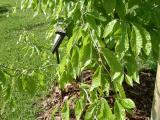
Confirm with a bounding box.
[36,69,156,120]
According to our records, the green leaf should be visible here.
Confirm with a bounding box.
[113,81,126,98]
[92,46,99,62]
[75,99,84,120]
[71,46,80,78]
[101,0,116,15]
[124,55,137,75]
[85,14,97,30]
[85,103,97,120]
[112,72,121,81]
[140,27,152,56]
[112,72,124,85]
[130,24,143,56]
[66,62,74,80]
[0,70,6,84]
[57,0,63,14]
[124,55,139,83]
[115,22,129,59]
[132,72,139,84]
[120,98,135,109]
[97,98,113,120]
[103,19,117,38]
[60,69,73,89]
[125,74,133,87]
[58,56,67,74]
[101,74,110,95]
[102,48,122,72]
[116,0,126,19]
[91,66,101,91]
[90,89,98,102]
[86,11,107,22]
[68,3,81,22]
[97,25,103,38]
[62,100,70,120]
[66,28,81,54]
[80,36,92,70]
[114,100,126,120]
[68,3,78,18]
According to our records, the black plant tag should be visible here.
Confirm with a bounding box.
[52,29,66,64]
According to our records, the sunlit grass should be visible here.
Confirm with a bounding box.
[0,0,52,119]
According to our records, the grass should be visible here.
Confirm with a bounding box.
[0,0,49,64]
[0,0,54,119]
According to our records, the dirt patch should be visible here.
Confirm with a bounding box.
[125,69,156,120]
[36,69,156,120]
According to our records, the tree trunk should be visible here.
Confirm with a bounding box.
[151,62,160,120]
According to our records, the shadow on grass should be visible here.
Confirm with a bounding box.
[0,4,12,18]
[0,4,12,13]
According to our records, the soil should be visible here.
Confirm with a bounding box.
[36,69,156,120]
[125,69,156,120]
